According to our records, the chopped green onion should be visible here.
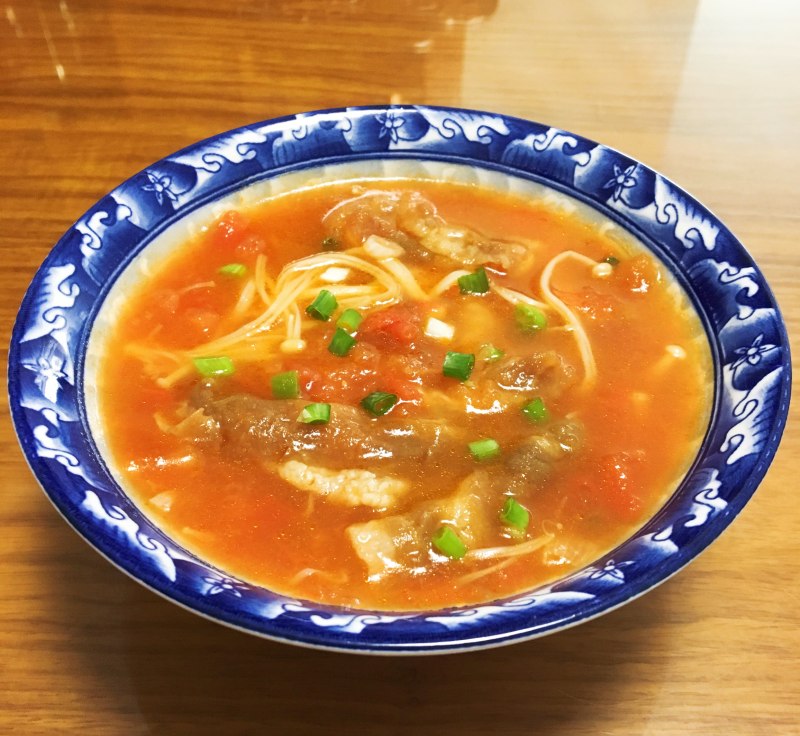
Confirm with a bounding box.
[328,327,357,356]
[522,396,549,423]
[442,351,475,381]
[297,403,331,424]
[603,255,620,266]
[432,526,467,560]
[306,289,338,321]
[322,236,340,251]
[457,267,490,294]
[468,438,501,461]
[271,370,300,399]
[218,262,247,277]
[478,343,505,362]
[515,303,548,332]
[193,356,235,377]
[361,391,398,417]
[500,497,530,533]
[336,308,363,332]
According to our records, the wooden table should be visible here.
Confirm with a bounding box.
[2,2,798,733]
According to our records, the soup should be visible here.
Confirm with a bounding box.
[97,179,711,611]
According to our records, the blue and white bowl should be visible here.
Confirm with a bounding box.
[9,106,791,654]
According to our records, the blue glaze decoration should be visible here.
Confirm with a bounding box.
[8,106,791,653]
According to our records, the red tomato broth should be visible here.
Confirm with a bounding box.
[97,179,712,611]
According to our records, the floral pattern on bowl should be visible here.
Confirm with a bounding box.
[9,106,791,653]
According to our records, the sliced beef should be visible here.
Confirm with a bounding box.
[503,420,583,488]
[347,471,496,578]
[394,191,530,269]
[322,190,531,268]
[487,352,576,395]
[203,394,457,468]
[277,459,409,509]
[322,191,420,254]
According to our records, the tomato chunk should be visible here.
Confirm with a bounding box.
[360,305,422,351]
[593,453,644,522]
[383,375,422,403]
[616,254,660,295]
[212,210,251,250]
[182,308,221,339]
[286,347,423,408]
[554,286,618,321]
[236,233,267,256]
[567,452,644,524]
[303,365,379,404]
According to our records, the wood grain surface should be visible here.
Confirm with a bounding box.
[1,1,798,734]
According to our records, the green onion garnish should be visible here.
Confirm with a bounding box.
[306,289,338,321]
[442,351,475,381]
[457,267,490,295]
[192,356,235,377]
[271,369,300,399]
[603,255,620,266]
[478,343,505,362]
[361,391,398,417]
[322,236,340,251]
[515,303,548,332]
[297,403,331,424]
[432,526,467,560]
[468,438,501,461]
[500,497,530,534]
[328,327,357,357]
[521,396,549,423]
[336,308,363,332]
[218,262,247,277]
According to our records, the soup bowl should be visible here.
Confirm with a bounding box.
[9,106,791,654]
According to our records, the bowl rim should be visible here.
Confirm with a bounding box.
[8,104,792,654]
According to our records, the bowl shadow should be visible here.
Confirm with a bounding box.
[43,525,675,736]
